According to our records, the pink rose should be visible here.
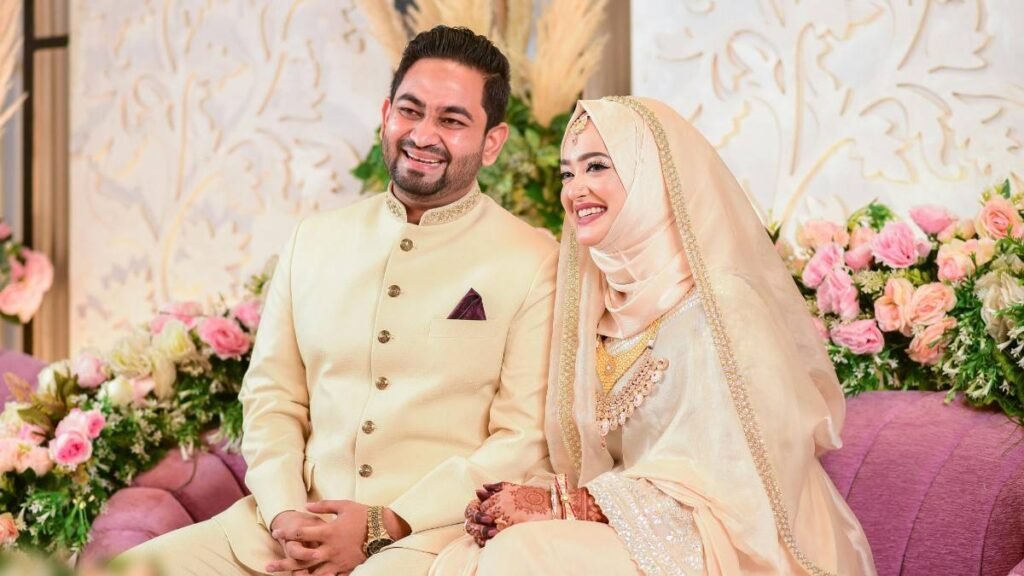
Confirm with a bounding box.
[232,299,262,331]
[936,241,974,283]
[49,431,93,468]
[908,316,957,365]
[830,319,885,355]
[908,283,957,327]
[812,317,830,342]
[131,376,155,403]
[72,352,109,389]
[16,445,52,476]
[0,439,20,473]
[151,301,204,334]
[938,218,977,243]
[965,238,996,266]
[910,205,955,236]
[16,423,46,445]
[797,220,850,250]
[55,408,106,440]
[816,270,860,321]
[976,196,1024,240]
[0,222,11,241]
[801,243,845,288]
[873,278,915,334]
[849,226,877,250]
[0,512,17,546]
[0,250,54,323]
[844,245,873,271]
[871,222,922,269]
[198,317,251,360]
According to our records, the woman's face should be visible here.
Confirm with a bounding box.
[560,120,628,247]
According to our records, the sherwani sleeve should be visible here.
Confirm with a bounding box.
[389,248,558,533]
[239,222,310,529]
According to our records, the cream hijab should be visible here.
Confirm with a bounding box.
[546,97,850,575]
[582,101,695,338]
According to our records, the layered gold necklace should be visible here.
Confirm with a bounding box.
[595,317,669,437]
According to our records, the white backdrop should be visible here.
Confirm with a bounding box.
[69,0,390,351]
[68,0,1024,353]
[632,0,1023,232]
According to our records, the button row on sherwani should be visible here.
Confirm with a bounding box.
[400,238,414,251]
[387,284,401,297]
[362,420,376,434]
[359,464,373,478]
[375,376,389,390]
[377,330,391,343]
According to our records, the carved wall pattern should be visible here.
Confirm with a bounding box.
[632,0,1023,230]
[69,0,391,351]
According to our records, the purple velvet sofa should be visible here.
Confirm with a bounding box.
[2,350,1022,574]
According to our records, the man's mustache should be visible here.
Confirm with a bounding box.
[397,138,451,163]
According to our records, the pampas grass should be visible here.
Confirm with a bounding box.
[528,0,607,126]
[356,0,606,127]
[0,0,25,132]
[355,0,410,68]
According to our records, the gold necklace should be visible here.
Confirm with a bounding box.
[595,317,663,394]
[596,355,669,437]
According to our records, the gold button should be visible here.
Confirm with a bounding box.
[377,330,391,343]
[359,464,373,478]
[362,420,376,434]
[375,377,389,390]
[387,285,401,297]
[400,238,413,251]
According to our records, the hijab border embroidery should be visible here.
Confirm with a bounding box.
[556,95,835,576]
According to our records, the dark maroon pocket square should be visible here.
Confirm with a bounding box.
[447,288,486,321]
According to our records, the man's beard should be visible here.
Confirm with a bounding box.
[383,136,482,198]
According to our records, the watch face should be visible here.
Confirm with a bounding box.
[366,538,395,556]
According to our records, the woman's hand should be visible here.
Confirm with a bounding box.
[463,482,554,546]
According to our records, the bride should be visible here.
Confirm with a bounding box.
[435,96,876,575]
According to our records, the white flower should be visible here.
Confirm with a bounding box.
[0,402,29,436]
[36,361,72,396]
[974,266,1024,342]
[100,376,135,407]
[107,330,153,379]
[152,319,197,363]
[149,352,177,400]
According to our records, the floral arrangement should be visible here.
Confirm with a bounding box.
[0,260,274,555]
[0,3,52,327]
[776,179,1024,422]
[352,0,609,234]
[0,222,53,325]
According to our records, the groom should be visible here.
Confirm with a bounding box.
[126,26,557,575]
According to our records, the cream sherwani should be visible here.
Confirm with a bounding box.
[126,185,558,575]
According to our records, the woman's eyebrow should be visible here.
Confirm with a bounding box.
[560,152,612,165]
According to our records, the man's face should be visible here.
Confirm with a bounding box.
[381,59,506,199]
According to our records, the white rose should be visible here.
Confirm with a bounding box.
[0,402,29,436]
[153,319,196,363]
[36,360,71,396]
[100,376,135,407]
[107,331,153,379]
[975,268,1024,341]
[149,352,177,400]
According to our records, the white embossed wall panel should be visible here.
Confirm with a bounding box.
[70,0,391,352]
[632,0,1024,231]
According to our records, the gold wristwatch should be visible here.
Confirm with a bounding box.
[362,506,395,557]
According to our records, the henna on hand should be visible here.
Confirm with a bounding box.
[569,487,608,524]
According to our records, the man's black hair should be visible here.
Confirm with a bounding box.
[390,25,511,131]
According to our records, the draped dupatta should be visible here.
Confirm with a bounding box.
[545,97,858,575]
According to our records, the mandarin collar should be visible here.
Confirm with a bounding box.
[385,182,484,226]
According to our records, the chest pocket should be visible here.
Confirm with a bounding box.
[428,319,505,385]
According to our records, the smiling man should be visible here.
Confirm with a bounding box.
[123,26,558,575]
